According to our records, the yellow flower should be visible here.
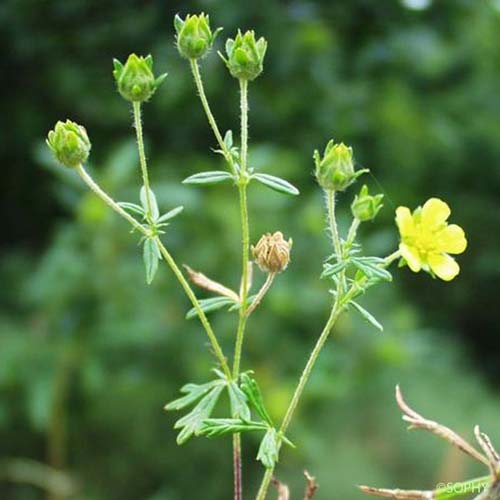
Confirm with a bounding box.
[395,198,467,281]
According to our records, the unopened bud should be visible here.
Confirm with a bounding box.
[174,13,222,60]
[252,231,292,274]
[351,185,384,221]
[222,30,267,81]
[46,120,91,168]
[313,140,368,192]
[113,54,167,103]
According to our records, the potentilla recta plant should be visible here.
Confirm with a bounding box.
[45,12,489,500]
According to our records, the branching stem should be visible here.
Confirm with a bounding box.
[75,164,231,378]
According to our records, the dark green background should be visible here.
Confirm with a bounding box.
[1,0,499,499]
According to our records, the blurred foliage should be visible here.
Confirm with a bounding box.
[1,0,500,499]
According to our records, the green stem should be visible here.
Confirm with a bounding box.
[190,59,237,175]
[232,78,251,500]
[255,300,344,500]
[75,164,231,378]
[326,189,346,294]
[132,101,154,221]
[233,185,250,377]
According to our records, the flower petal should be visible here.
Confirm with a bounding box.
[439,224,467,254]
[399,243,421,272]
[428,253,460,281]
[395,207,415,238]
[421,198,451,228]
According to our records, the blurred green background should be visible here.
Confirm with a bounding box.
[1,0,500,498]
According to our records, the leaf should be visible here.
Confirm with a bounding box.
[351,257,392,282]
[157,206,184,224]
[143,238,160,285]
[257,428,280,469]
[223,130,233,150]
[140,186,160,220]
[197,418,267,438]
[252,173,300,196]
[117,201,145,217]
[164,380,223,411]
[182,171,234,185]
[321,261,347,279]
[185,297,236,320]
[173,384,225,445]
[228,381,251,420]
[351,301,384,332]
[240,373,273,426]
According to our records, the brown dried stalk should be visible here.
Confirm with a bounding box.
[184,265,240,302]
[395,385,489,466]
[303,470,319,499]
[358,485,434,499]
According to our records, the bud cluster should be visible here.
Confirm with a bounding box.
[314,140,367,192]
[46,120,91,168]
[113,54,167,103]
[174,13,222,60]
[222,30,267,81]
[252,232,292,274]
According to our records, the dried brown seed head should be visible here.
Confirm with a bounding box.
[251,231,292,274]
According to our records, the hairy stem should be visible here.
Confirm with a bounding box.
[190,59,237,175]
[75,164,231,378]
[232,78,251,500]
[326,190,345,294]
[132,101,154,221]
[256,301,344,500]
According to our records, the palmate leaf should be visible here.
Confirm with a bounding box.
[197,418,268,438]
[185,296,237,320]
[240,373,273,426]
[252,173,300,196]
[257,428,280,469]
[164,380,223,411]
[228,381,251,420]
[170,383,225,445]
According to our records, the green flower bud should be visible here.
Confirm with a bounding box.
[46,120,91,168]
[351,185,384,221]
[113,54,167,103]
[174,13,222,60]
[222,30,267,81]
[313,140,368,191]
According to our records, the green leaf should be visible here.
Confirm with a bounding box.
[240,373,273,426]
[228,381,251,420]
[143,238,160,285]
[185,297,236,320]
[321,261,347,279]
[252,173,300,196]
[157,206,184,224]
[182,171,234,185]
[257,428,280,469]
[173,384,225,445]
[351,257,392,282]
[140,186,160,220]
[197,418,267,438]
[117,201,145,217]
[351,301,383,332]
[223,130,233,150]
[164,380,223,411]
